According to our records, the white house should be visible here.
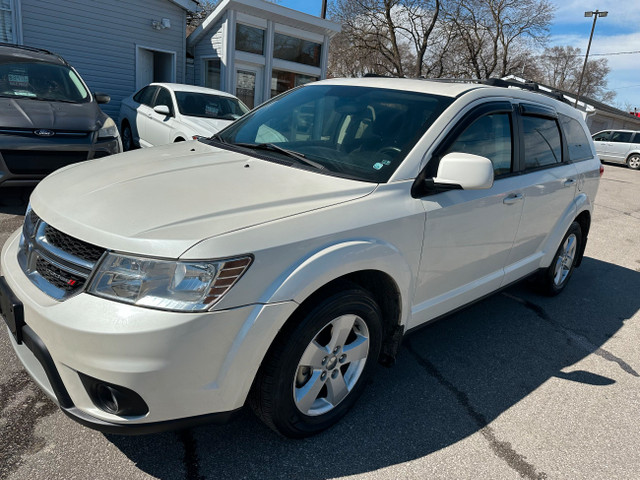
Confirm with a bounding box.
[0,0,197,118]
[187,0,340,109]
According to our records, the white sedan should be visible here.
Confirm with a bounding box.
[118,83,249,150]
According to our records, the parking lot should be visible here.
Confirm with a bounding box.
[0,164,638,480]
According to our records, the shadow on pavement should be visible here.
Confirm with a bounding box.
[104,256,638,479]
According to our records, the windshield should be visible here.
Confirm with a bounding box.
[0,62,90,103]
[216,84,453,182]
[175,91,250,120]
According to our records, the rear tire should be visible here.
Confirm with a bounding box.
[250,285,382,438]
[537,222,582,296]
[627,154,640,170]
[122,124,134,151]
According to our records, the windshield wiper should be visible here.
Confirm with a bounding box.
[233,142,325,170]
[210,133,227,144]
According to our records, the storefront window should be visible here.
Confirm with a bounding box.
[236,24,265,55]
[271,70,318,98]
[204,58,221,90]
[273,33,321,67]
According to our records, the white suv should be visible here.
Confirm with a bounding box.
[0,78,601,438]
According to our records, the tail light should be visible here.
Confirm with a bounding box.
[599,164,604,177]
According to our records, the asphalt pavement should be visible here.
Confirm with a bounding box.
[0,164,638,480]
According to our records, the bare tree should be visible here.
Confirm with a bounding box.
[329,0,441,78]
[442,0,555,79]
[527,46,615,103]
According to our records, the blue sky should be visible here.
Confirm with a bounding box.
[279,0,640,109]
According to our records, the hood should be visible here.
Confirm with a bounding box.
[180,115,234,136]
[30,141,376,258]
[0,97,104,131]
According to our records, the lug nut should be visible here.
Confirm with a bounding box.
[333,347,340,354]
[331,370,339,379]
[322,356,327,365]
[339,354,346,363]
[321,371,327,380]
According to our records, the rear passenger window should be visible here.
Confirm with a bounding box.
[445,113,512,176]
[522,116,562,169]
[610,131,632,143]
[559,115,592,161]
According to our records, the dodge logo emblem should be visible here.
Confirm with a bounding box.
[34,129,55,137]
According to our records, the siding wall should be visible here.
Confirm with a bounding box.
[20,0,188,119]
[193,18,225,88]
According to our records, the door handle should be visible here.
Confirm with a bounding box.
[503,193,523,205]
[563,178,577,187]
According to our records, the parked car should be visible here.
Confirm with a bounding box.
[0,43,121,187]
[118,83,249,150]
[592,129,640,169]
[1,77,601,438]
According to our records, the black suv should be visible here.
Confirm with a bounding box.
[0,43,122,187]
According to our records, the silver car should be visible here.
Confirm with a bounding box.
[592,130,640,170]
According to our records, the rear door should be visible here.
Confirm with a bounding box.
[502,103,578,285]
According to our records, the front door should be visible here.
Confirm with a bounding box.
[411,104,523,328]
[235,65,262,109]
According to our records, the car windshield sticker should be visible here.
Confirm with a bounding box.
[373,162,384,170]
[8,73,28,87]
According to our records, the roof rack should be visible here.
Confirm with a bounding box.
[427,77,571,105]
[0,42,67,65]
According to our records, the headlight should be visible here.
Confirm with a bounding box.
[98,117,119,139]
[87,253,252,312]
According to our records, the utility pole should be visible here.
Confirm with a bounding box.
[321,0,327,19]
[574,10,608,108]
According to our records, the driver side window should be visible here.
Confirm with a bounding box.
[445,113,513,177]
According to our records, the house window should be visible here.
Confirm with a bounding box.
[0,0,15,43]
[204,58,221,90]
[235,24,264,55]
[273,33,321,67]
[271,70,318,97]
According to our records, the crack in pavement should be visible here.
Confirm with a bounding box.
[501,292,639,378]
[0,370,58,480]
[176,429,204,480]
[405,340,548,480]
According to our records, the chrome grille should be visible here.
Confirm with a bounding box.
[18,210,106,300]
[35,257,85,291]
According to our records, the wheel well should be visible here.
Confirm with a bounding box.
[287,271,403,367]
[121,118,130,131]
[574,210,591,267]
[174,137,185,142]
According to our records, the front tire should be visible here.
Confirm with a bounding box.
[250,285,382,438]
[627,154,640,170]
[538,222,582,296]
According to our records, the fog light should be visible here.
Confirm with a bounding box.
[79,373,149,417]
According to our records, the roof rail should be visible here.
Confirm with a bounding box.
[0,42,67,65]
[427,77,571,105]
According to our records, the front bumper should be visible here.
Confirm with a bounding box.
[1,229,297,433]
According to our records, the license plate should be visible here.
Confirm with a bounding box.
[0,276,24,344]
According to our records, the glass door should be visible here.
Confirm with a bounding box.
[235,65,262,109]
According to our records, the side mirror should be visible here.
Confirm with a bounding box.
[433,152,494,190]
[94,92,111,104]
[153,105,172,116]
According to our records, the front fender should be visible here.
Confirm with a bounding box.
[263,239,414,327]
